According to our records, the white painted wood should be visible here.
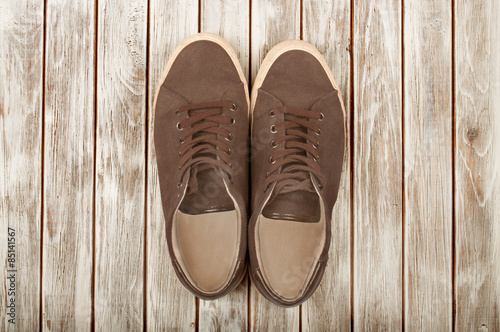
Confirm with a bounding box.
[302,0,351,330]
[42,0,95,330]
[199,280,248,331]
[250,0,300,330]
[250,0,300,82]
[147,0,198,330]
[403,0,453,330]
[0,0,43,330]
[249,287,298,331]
[95,0,147,329]
[455,0,500,329]
[3,1,500,329]
[353,0,403,329]
[202,0,250,81]
[198,1,249,330]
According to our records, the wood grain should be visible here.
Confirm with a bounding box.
[94,0,147,330]
[42,0,95,330]
[0,0,43,330]
[403,0,453,330]
[199,279,248,331]
[301,0,351,330]
[146,0,198,330]
[250,0,300,330]
[353,0,403,329]
[202,0,250,81]
[250,0,300,81]
[250,286,299,331]
[454,0,500,329]
[2,1,500,329]
[198,1,249,330]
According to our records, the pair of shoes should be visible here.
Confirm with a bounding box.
[153,33,346,307]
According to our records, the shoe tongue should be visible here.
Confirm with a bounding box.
[178,167,235,215]
[262,126,321,222]
[262,190,321,223]
[178,106,234,215]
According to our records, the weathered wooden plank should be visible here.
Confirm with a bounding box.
[250,0,300,81]
[198,1,250,330]
[455,0,500,329]
[301,0,351,330]
[250,0,300,330]
[250,286,299,331]
[403,0,453,330]
[147,0,198,330]
[353,0,403,329]
[201,0,250,81]
[0,0,43,330]
[95,0,147,329]
[199,279,248,331]
[42,0,95,330]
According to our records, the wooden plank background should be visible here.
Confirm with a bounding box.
[353,0,403,328]
[1,0,499,331]
[0,0,43,331]
[42,0,95,330]
[403,0,452,329]
[454,0,500,329]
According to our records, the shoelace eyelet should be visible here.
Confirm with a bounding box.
[228,148,232,155]
[264,106,326,194]
[175,108,179,115]
[225,133,233,141]
[175,100,236,187]
[177,183,182,188]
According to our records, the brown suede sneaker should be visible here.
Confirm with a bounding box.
[153,33,249,300]
[248,40,346,307]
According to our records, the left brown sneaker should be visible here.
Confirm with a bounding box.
[248,40,346,307]
[153,33,249,300]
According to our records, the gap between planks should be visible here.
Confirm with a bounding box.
[401,0,406,330]
[39,0,48,329]
[143,0,152,329]
[92,0,100,330]
[451,0,457,328]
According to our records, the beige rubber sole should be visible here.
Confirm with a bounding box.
[153,32,250,121]
[250,40,347,151]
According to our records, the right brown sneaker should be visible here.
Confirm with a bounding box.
[153,33,249,300]
[248,40,346,307]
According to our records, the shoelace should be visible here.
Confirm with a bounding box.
[176,100,236,187]
[265,106,325,193]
